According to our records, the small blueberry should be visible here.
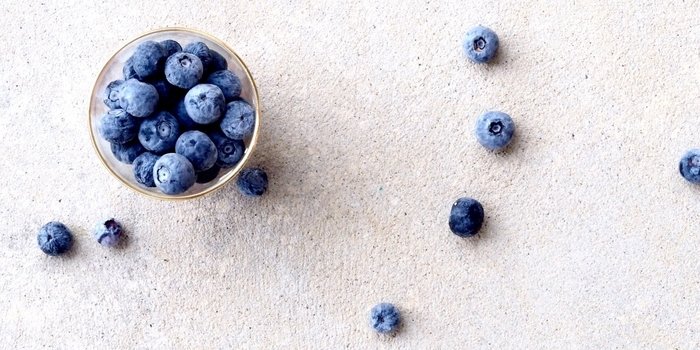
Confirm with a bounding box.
[175,130,218,172]
[236,167,268,197]
[98,109,138,145]
[206,70,242,101]
[184,41,214,72]
[449,197,484,237]
[93,219,124,247]
[680,149,700,184]
[369,303,400,334]
[130,40,167,79]
[119,79,159,118]
[153,153,196,195]
[159,39,182,57]
[208,131,245,168]
[37,221,73,256]
[150,79,181,108]
[475,111,515,151]
[138,111,180,154]
[132,152,160,187]
[103,79,124,109]
[164,52,204,89]
[172,99,198,129]
[208,49,228,72]
[463,25,499,64]
[184,84,226,124]
[220,100,255,140]
[123,58,138,80]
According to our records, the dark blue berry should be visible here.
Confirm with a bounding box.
[130,40,166,79]
[237,167,268,197]
[206,70,242,101]
[160,39,182,57]
[208,130,245,168]
[110,140,146,164]
[208,49,228,72]
[172,99,197,129]
[119,79,159,118]
[449,197,484,237]
[475,111,515,151]
[98,109,138,145]
[93,219,123,247]
[184,41,214,73]
[37,222,73,256]
[464,26,499,63]
[175,130,218,172]
[184,84,226,124]
[103,79,124,109]
[153,153,196,195]
[680,149,700,184]
[133,152,159,187]
[164,52,204,89]
[196,165,221,184]
[369,303,400,334]
[123,58,138,80]
[220,100,255,140]
[138,111,180,154]
[149,79,181,108]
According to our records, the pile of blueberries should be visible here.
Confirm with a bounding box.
[99,38,267,196]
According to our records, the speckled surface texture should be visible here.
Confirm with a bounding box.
[1,1,699,348]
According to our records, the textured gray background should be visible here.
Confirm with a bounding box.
[1,1,699,348]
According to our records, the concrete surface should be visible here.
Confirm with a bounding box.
[1,0,699,348]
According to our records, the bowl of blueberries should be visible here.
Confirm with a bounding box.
[89,28,261,199]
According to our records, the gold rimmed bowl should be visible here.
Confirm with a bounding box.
[89,28,261,200]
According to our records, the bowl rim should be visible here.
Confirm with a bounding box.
[89,27,261,201]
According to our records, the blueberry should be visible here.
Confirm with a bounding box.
[103,79,124,109]
[93,219,123,247]
[123,58,138,80]
[172,99,197,129]
[679,149,700,184]
[98,109,138,144]
[475,111,515,151]
[220,100,255,140]
[37,221,73,256]
[463,25,499,63]
[153,153,196,195]
[111,140,146,164]
[175,130,218,172]
[369,303,400,334]
[196,165,221,184]
[184,84,226,124]
[130,40,166,79]
[164,52,204,89]
[138,111,180,154]
[160,39,182,57]
[237,167,268,196]
[449,197,484,237]
[150,79,181,107]
[209,131,245,168]
[184,41,213,72]
[208,49,228,72]
[133,152,159,187]
[206,70,242,101]
[119,79,159,118]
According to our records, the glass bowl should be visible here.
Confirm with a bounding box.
[89,28,261,200]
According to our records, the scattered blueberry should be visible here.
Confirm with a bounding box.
[184,41,213,72]
[184,84,225,124]
[111,140,146,164]
[165,52,204,89]
[464,25,499,64]
[680,149,700,184]
[93,219,124,247]
[196,165,221,184]
[475,111,515,151]
[103,80,124,109]
[133,152,160,187]
[449,197,484,237]
[208,49,228,72]
[220,100,255,140]
[160,39,182,57]
[37,222,73,256]
[138,111,180,154]
[119,79,159,118]
[369,303,400,334]
[123,58,138,80]
[206,70,242,101]
[130,40,166,79]
[237,167,268,196]
[153,153,196,195]
[172,99,197,129]
[175,130,218,172]
[98,109,138,144]
[209,130,245,168]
